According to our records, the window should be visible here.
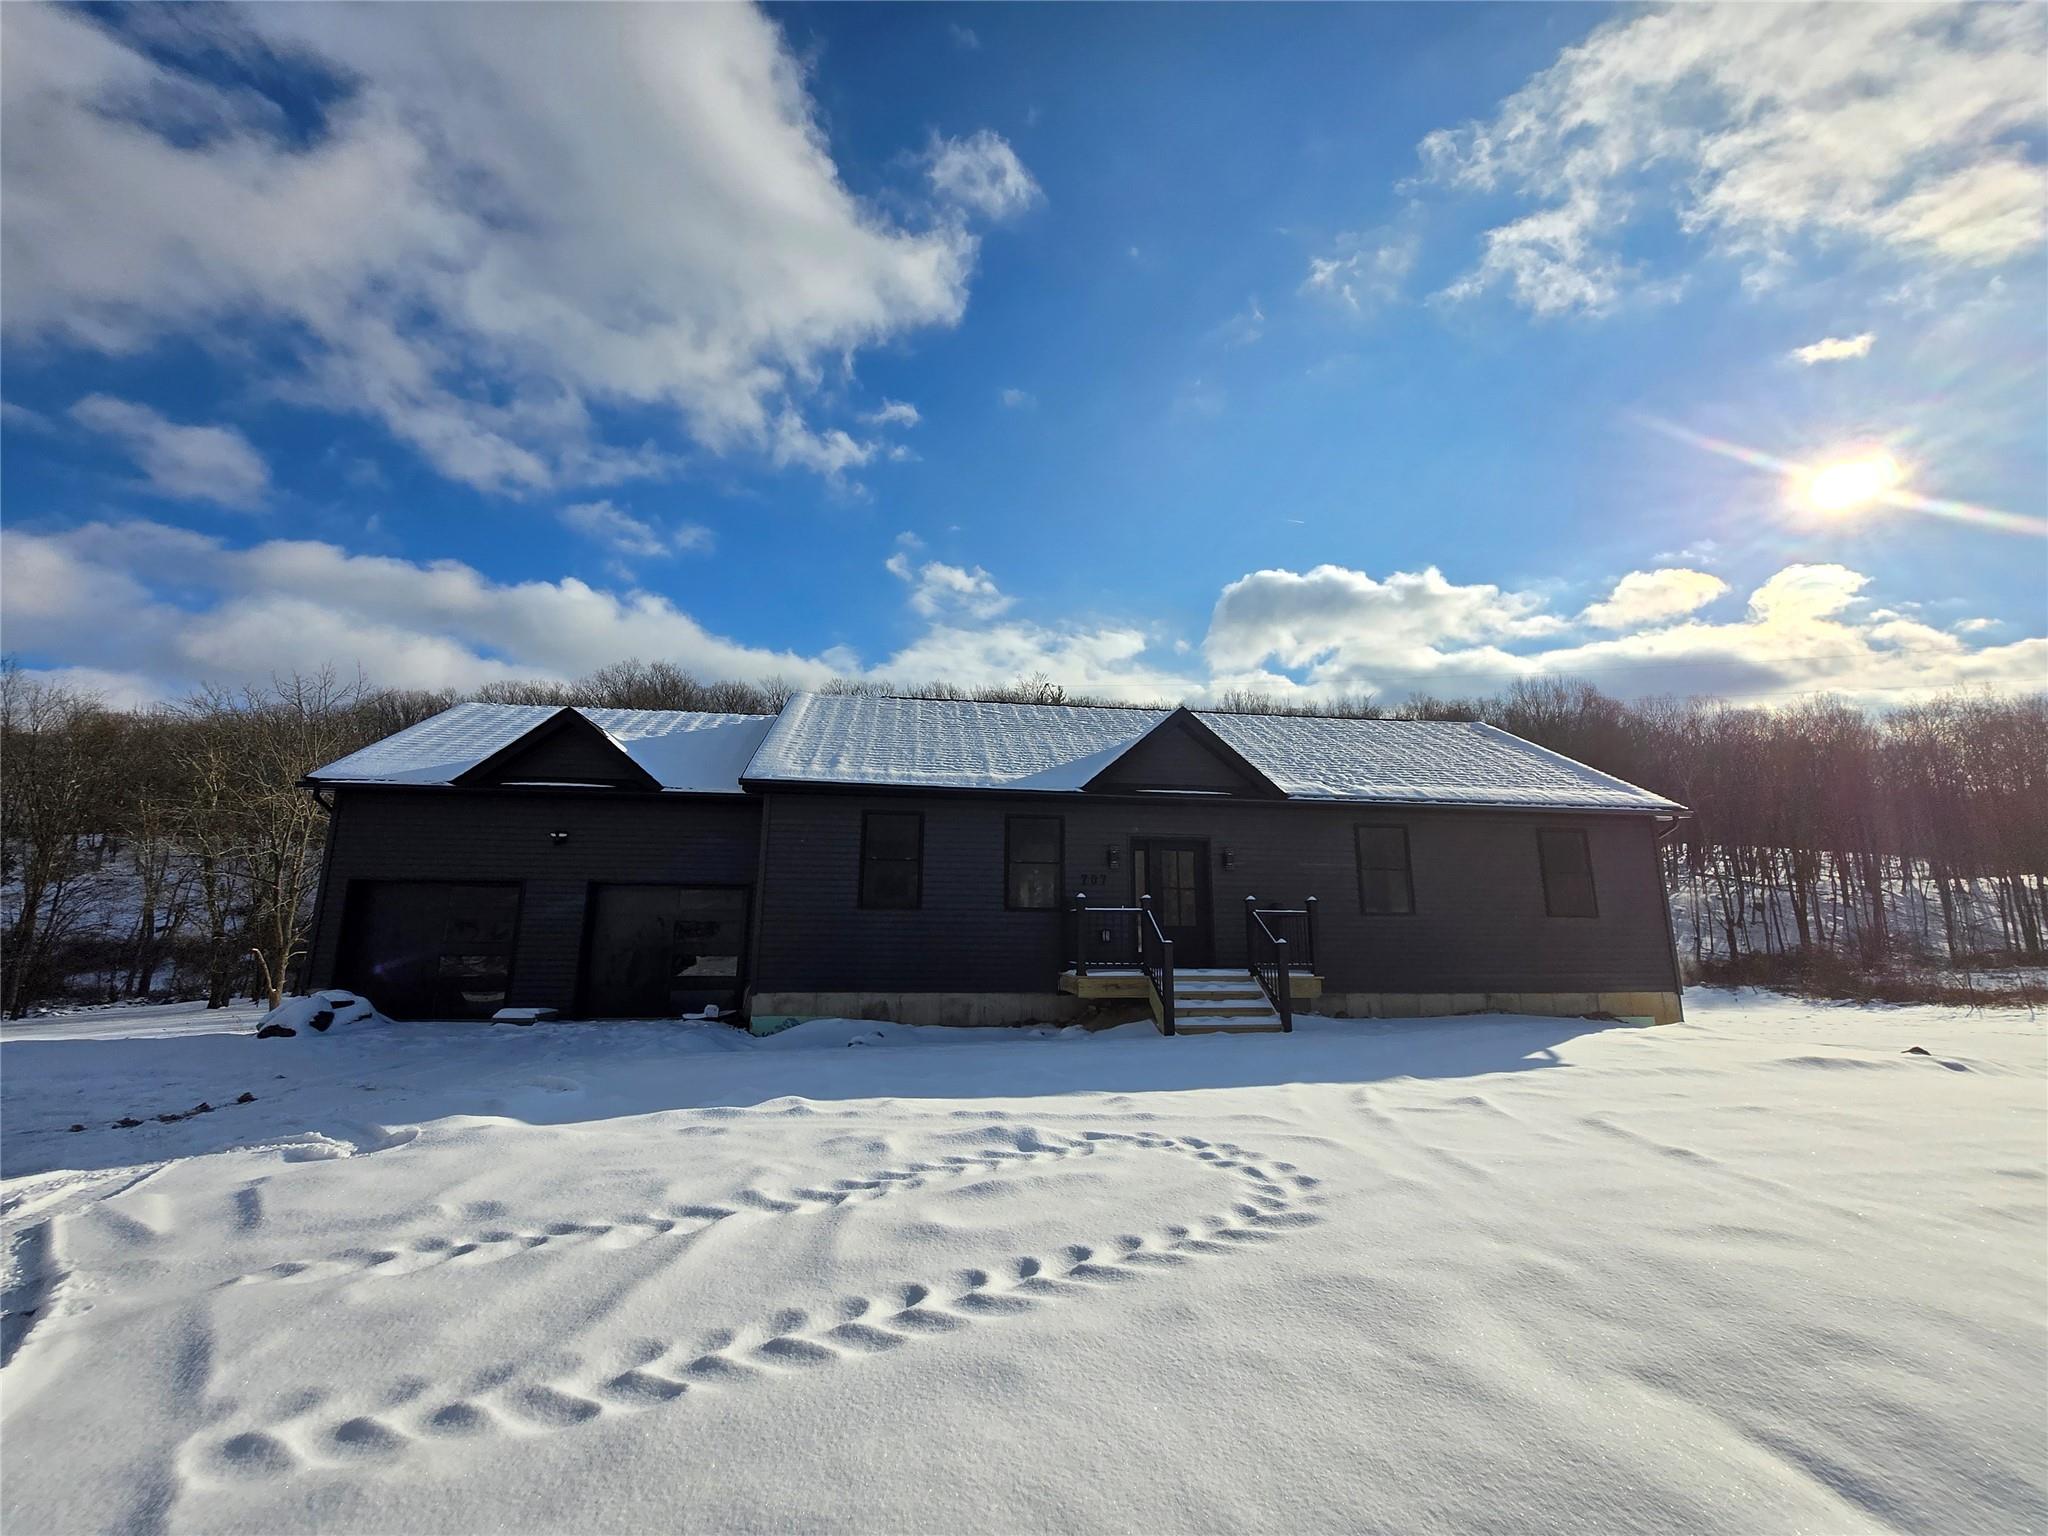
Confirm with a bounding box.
[1005,816,1062,910]
[1356,825,1415,915]
[860,811,923,909]
[1537,828,1598,917]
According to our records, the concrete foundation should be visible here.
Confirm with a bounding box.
[1312,990,1684,1026]
[748,987,1683,1029]
[747,991,1093,1029]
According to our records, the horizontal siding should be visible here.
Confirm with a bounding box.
[309,789,760,1014]
[1091,720,1261,793]
[308,784,1679,1015]
[753,793,1678,997]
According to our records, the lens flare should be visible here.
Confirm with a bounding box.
[1636,415,2048,539]
[1798,450,1907,516]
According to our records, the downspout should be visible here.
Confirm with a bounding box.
[1654,812,1691,1015]
[743,789,774,1022]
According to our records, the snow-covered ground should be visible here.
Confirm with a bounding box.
[3,993,2043,1535]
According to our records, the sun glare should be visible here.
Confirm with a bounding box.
[1796,449,1907,516]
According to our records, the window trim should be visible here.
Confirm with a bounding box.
[858,809,925,911]
[1536,826,1599,918]
[1354,823,1417,916]
[1003,813,1065,912]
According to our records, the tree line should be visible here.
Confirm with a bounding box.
[3,658,2042,1016]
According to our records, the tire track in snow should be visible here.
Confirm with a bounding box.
[183,1129,1325,1484]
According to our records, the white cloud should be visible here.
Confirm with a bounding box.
[0,5,1008,493]
[878,620,1190,703]
[861,400,922,428]
[1419,4,2047,314]
[766,411,882,483]
[948,23,980,52]
[1580,568,1730,630]
[999,388,1036,410]
[1215,296,1266,346]
[887,552,1013,620]
[0,519,834,698]
[68,393,270,509]
[559,501,712,562]
[1203,559,2045,707]
[1302,230,1418,313]
[2,400,56,434]
[1206,564,1562,679]
[3,522,2037,712]
[1791,332,1876,365]
[927,130,1042,221]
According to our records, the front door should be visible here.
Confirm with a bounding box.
[1131,839,1213,967]
[581,884,749,1018]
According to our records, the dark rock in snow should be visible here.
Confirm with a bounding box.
[156,1113,181,1124]
[236,1092,257,1104]
[68,1124,85,1133]
[1904,1045,1932,1056]
[257,1024,297,1039]
[189,1103,213,1116]
[113,1117,142,1128]
[307,1010,334,1033]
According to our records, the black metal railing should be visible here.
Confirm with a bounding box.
[1071,893,1176,1035]
[1244,895,1317,1034]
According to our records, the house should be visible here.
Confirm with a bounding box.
[301,692,1689,1032]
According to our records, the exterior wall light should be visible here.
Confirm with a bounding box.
[1105,845,1121,869]
[1221,847,1236,869]
[549,829,570,844]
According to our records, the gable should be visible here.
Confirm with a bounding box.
[1084,710,1280,797]
[455,709,660,790]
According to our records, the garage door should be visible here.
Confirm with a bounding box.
[582,884,747,1018]
[335,881,520,1020]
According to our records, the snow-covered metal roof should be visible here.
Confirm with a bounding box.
[746,693,1685,813]
[309,702,776,795]
[745,693,1169,791]
[1196,711,1684,812]
[314,694,1685,813]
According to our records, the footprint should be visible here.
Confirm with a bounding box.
[823,1322,904,1353]
[681,1354,753,1383]
[891,1307,965,1333]
[421,1401,493,1437]
[504,1386,602,1427]
[214,1125,1320,1465]
[328,1416,407,1461]
[598,1369,686,1405]
[207,1431,297,1482]
[754,1336,836,1368]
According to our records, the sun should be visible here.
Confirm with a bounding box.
[1796,449,1907,517]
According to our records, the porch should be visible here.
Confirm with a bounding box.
[1061,895,1323,1035]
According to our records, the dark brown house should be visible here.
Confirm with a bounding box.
[303,693,1688,1033]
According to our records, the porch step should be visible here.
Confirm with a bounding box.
[1174,1010,1286,1035]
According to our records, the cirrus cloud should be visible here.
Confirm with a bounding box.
[68,394,270,510]
[1419,4,2047,315]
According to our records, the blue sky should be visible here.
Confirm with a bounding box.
[3,2,2044,708]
